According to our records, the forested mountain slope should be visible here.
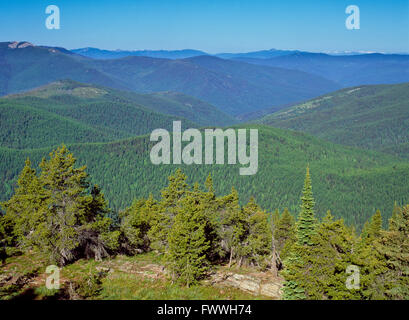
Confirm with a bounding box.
[257,83,409,159]
[0,80,199,149]
[1,125,408,229]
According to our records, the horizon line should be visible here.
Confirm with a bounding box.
[2,40,409,56]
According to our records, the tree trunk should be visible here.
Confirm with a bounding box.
[228,247,234,268]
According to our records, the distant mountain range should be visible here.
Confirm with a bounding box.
[71,47,408,60]
[71,47,409,88]
[71,47,208,60]
[72,47,300,60]
[0,41,341,115]
[233,52,409,87]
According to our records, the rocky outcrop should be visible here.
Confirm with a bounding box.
[208,271,283,299]
[8,41,35,49]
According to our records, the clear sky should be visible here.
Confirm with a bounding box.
[0,0,408,53]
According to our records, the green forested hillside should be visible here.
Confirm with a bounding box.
[97,89,237,126]
[0,80,207,149]
[4,79,234,133]
[257,83,409,158]
[1,125,408,229]
[0,100,124,149]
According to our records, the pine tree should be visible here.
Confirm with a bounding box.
[304,211,357,299]
[353,210,386,299]
[4,146,119,266]
[271,209,280,231]
[241,197,272,269]
[247,209,273,270]
[297,166,317,246]
[0,213,15,264]
[160,169,188,208]
[389,202,402,231]
[201,174,221,262]
[360,209,382,245]
[274,208,296,260]
[2,159,45,249]
[282,166,317,299]
[283,211,358,299]
[166,192,210,286]
[219,187,247,267]
[149,169,189,252]
[121,194,158,251]
[374,205,409,299]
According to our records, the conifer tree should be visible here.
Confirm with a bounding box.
[121,194,158,251]
[374,205,409,299]
[352,210,386,299]
[271,209,280,231]
[0,213,15,264]
[241,197,272,269]
[2,159,45,249]
[274,208,296,260]
[219,187,247,267]
[304,212,357,299]
[389,202,402,230]
[166,192,210,286]
[201,174,221,262]
[283,211,358,299]
[150,169,189,252]
[297,166,317,246]
[283,166,317,299]
[4,146,119,266]
[360,209,383,245]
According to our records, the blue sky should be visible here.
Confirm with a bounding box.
[0,0,408,53]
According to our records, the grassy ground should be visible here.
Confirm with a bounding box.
[0,251,272,300]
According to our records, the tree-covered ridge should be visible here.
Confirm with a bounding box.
[257,82,409,159]
[1,147,408,299]
[1,125,408,230]
[7,80,236,127]
[0,80,203,149]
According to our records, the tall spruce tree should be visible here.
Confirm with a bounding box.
[297,166,317,246]
[282,166,317,299]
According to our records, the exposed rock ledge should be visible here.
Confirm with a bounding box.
[206,271,283,299]
[8,41,34,49]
